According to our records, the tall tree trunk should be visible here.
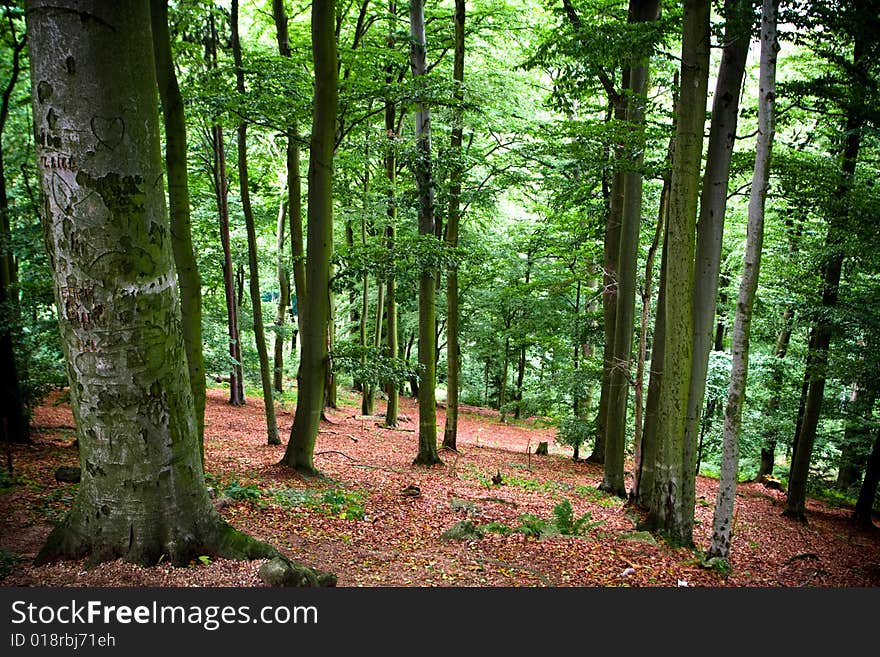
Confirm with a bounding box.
[28,0,276,566]
[602,0,660,497]
[785,35,866,521]
[231,0,280,445]
[648,0,710,546]
[410,0,441,466]
[383,7,400,427]
[362,283,384,415]
[442,0,465,450]
[280,0,337,474]
[271,0,306,369]
[708,0,777,560]
[0,16,29,444]
[273,192,290,393]
[632,78,676,507]
[631,156,668,500]
[683,0,751,519]
[208,13,244,407]
[852,425,880,529]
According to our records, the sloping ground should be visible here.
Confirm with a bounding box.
[2,388,878,587]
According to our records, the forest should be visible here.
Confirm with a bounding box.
[1,0,879,588]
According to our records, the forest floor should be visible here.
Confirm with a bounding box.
[2,387,879,587]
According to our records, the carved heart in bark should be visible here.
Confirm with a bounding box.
[51,172,74,212]
[91,116,125,150]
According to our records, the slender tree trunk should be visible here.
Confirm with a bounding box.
[27,0,276,566]
[280,0,337,474]
[442,0,465,450]
[383,9,400,427]
[852,426,880,528]
[207,13,244,407]
[231,0,279,445]
[708,0,777,560]
[631,159,668,500]
[273,193,290,393]
[648,0,710,546]
[362,283,384,415]
[785,38,865,521]
[271,0,305,370]
[683,0,751,520]
[602,0,660,497]
[410,0,441,466]
[0,17,29,444]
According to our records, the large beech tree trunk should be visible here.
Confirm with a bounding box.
[648,0,710,546]
[683,0,751,518]
[280,0,337,474]
[602,0,660,498]
[231,0,279,446]
[708,0,777,560]
[410,0,441,466]
[27,0,275,566]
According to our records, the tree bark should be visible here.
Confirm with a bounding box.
[647,0,710,546]
[708,0,777,560]
[442,0,465,451]
[280,0,337,474]
[231,0,279,445]
[683,0,751,521]
[27,0,276,566]
[602,0,661,498]
[383,9,400,427]
[410,0,441,466]
[207,12,244,407]
[273,193,290,392]
[271,0,305,370]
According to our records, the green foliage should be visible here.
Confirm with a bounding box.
[555,416,593,451]
[222,479,262,501]
[573,485,620,508]
[480,499,604,540]
[270,486,366,521]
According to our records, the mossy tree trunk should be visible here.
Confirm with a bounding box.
[384,74,400,427]
[27,0,276,566]
[272,194,291,393]
[683,0,751,522]
[410,0,441,466]
[280,0,337,475]
[708,0,777,560]
[647,0,710,546]
[231,0,279,445]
